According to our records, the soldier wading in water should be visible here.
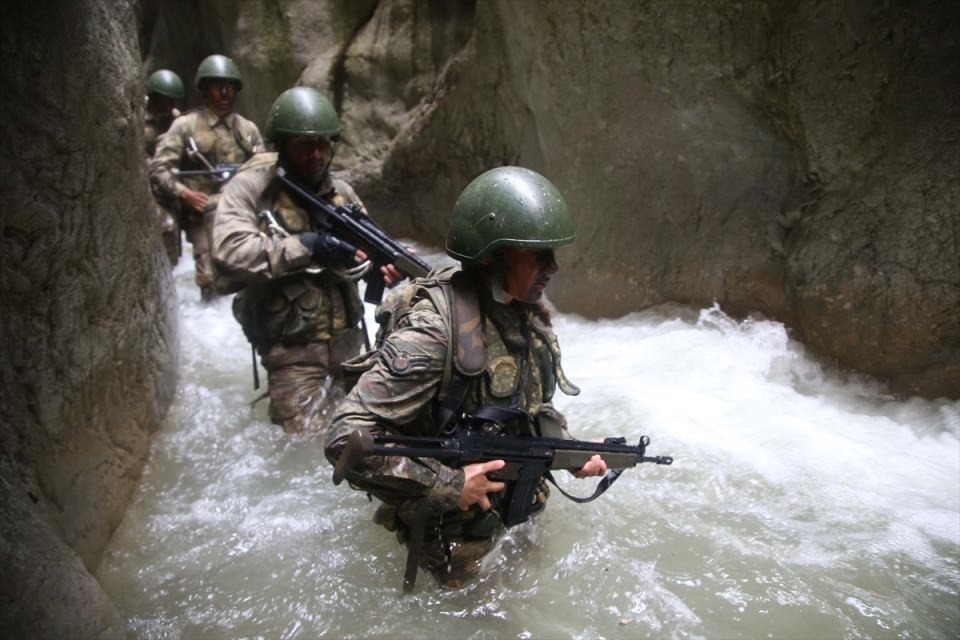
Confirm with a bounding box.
[213,87,401,433]
[325,167,608,588]
[143,69,185,266]
[150,54,263,301]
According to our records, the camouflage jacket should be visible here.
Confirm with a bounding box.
[325,269,580,523]
[143,108,180,158]
[149,106,263,201]
[212,152,365,348]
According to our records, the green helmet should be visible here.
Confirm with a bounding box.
[446,166,576,262]
[194,54,243,90]
[145,69,185,99]
[264,87,342,143]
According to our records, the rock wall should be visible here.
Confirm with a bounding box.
[0,0,952,633]
[145,0,955,396]
[0,1,178,637]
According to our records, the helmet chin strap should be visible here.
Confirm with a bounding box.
[487,258,538,304]
[490,274,513,304]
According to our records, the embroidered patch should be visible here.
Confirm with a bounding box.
[382,341,430,375]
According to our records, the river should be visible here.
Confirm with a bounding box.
[97,252,960,639]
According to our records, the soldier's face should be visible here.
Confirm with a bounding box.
[202,80,238,116]
[502,248,558,302]
[284,136,334,183]
[147,94,176,117]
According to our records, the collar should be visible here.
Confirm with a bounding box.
[199,106,236,130]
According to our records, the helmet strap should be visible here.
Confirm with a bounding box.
[485,255,514,304]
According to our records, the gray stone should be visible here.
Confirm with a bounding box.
[0,0,178,636]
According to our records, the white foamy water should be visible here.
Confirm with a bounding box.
[97,252,960,639]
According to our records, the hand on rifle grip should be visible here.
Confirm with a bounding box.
[457,460,506,512]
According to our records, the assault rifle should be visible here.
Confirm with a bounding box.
[174,163,241,181]
[332,406,674,528]
[176,137,240,182]
[275,167,431,303]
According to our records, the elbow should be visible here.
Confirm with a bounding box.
[324,431,345,466]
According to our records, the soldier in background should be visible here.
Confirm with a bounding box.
[144,69,184,156]
[144,69,185,266]
[150,54,263,300]
[213,87,401,433]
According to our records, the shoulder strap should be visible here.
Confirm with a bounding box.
[429,270,484,431]
[544,468,625,503]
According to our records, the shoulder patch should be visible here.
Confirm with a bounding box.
[381,341,431,375]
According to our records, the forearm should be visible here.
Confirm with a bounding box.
[148,134,187,200]
[213,225,311,281]
[325,311,458,513]
[212,180,313,281]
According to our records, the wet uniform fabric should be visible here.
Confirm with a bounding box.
[213,152,365,433]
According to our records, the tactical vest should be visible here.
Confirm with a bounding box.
[231,178,363,352]
[343,265,580,434]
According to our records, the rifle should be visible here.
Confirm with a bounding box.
[274,167,431,303]
[173,163,241,180]
[177,137,240,181]
[332,406,673,528]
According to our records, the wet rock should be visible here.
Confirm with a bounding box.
[145,2,959,396]
[0,0,178,636]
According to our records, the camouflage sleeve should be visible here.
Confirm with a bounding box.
[325,299,464,516]
[148,116,188,199]
[211,167,313,282]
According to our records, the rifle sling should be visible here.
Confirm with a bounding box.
[403,503,429,594]
[545,468,625,504]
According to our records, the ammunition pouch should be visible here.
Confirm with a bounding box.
[233,276,361,352]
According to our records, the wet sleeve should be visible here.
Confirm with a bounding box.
[148,118,188,199]
[325,301,464,516]
[211,171,312,282]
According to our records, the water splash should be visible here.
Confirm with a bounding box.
[97,253,960,639]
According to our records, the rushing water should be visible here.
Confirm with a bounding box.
[97,252,960,639]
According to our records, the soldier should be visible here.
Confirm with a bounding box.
[213,86,401,433]
[144,69,184,156]
[144,69,185,266]
[150,54,263,300]
[324,166,608,588]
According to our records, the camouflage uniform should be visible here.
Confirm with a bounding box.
[150,107,263,297]
[144,107,181,265]
[325,267,580,587]
[213,152,365,433]
[144,108,179,158]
